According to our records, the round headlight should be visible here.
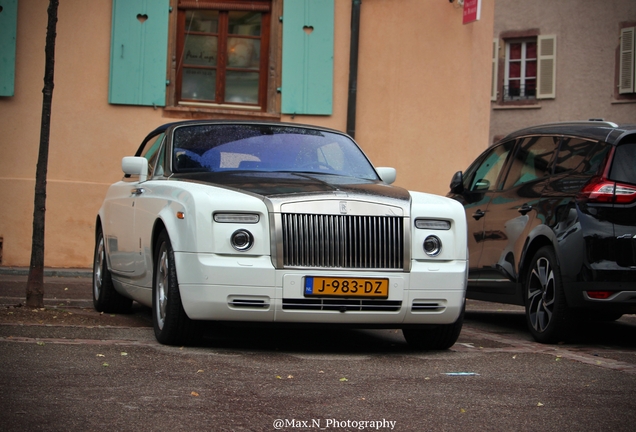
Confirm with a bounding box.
[231,229,254,251]
[423,235,442,257]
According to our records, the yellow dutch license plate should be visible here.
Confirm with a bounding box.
[304,276,389,298]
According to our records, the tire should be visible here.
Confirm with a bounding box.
[524,246,574,344]
[93,227,132,313]
[402,305,465,350]
[153,230,201,345]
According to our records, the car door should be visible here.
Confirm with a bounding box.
[450,140,516,282]
[103,179,138,275]
[131,133,167,286]
[477,135,558,301]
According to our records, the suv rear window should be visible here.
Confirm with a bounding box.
[611,142,636,185]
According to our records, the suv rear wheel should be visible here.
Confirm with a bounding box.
[524,246,574,344]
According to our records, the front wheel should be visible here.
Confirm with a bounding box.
[524,246,574,344]
[153,230,200,345]
[93,227,132,313]
[402,305,464,350]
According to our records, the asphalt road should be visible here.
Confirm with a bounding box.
[1,272,635,431]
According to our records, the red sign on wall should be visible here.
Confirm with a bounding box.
[463,0,481,24]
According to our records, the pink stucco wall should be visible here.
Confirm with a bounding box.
[0,0,494,268]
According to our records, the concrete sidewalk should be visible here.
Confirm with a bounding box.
[0,266,92,278]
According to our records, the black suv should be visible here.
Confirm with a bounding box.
[448,121,636,343]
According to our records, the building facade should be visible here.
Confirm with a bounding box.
[490,0,636,144]
[0,0,494,268]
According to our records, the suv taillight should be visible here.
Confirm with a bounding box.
[579,177,636,204]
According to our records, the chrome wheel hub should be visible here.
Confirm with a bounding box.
[155,245,169,330]
[527,257,555,333]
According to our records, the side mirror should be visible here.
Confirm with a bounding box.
[122,156,148,182]
[450,171,464,193]
[376,167,397,184]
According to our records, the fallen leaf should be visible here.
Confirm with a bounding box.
[339,377,348,382]
[276,375,282,379]
[191,391,199,397]
[102,363,109,367]
[512,355,517,359]
[64,287,68,291]
[36,341,45,346]
[96,354,105,357]
[197,369,204,373]
[287,375,294,379]
[537,402,544,407]
[460,408,466,413]
[120,352,128,356]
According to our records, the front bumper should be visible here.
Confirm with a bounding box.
[175,252,467,326]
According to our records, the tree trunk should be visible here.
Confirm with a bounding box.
[26,0,59,308]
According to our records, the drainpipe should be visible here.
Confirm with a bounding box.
[346,0,361,139]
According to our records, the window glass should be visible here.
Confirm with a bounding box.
[465,141,515,192]
[140,133,166,178]
[171,125,378,179]
[553,138,599,174]
[505,39,537,100]
[503,136,558,189]
[611,142,636,184]
[177,2,269,108]
[584,141,610,175]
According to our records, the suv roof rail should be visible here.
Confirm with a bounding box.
[529,120,620,129]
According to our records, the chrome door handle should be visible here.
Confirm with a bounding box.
[518,204,532,215]
[472,209,486,220]
[131,188,145,196]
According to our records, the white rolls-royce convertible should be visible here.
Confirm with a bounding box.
[93,121,468,349]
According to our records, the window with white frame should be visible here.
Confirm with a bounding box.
[504,39,537,100]
[493,34,556,103]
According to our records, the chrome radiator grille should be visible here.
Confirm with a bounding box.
[281,213,404,269]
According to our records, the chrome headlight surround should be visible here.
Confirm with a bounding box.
[423,235,442,257]
[230,229,254,251]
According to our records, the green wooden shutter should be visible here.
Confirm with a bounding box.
[0,0,18,97]
[281,0,334,115]
[109,0,169,106]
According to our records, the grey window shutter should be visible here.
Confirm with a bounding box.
[537,35,557,99]
[491,38,499,101]
[619,27,635,94]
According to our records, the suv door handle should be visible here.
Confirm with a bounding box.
[518,204,532,215]
[131,187,145,196]
[472,209,486,220]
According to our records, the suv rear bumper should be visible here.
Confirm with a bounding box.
[564,280,636,313]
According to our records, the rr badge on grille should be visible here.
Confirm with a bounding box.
[339,201,348,215]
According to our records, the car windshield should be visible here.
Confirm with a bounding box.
[171,124,379,180]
